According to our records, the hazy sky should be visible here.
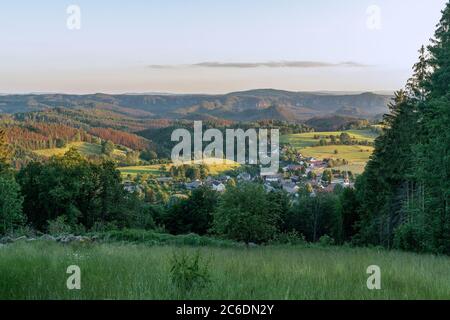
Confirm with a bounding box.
[0,0,447,94]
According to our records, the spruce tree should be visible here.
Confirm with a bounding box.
[413,2,450,254]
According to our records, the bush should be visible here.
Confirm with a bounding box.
[0,176,24,235]
[318,235,335,247]
[96,229,237,247]
[394,223,429,253]
[90,221,119,233]
[47,216,72,235]
[270,231,306,245]
[10,225,37,238]
[163,187,218,235]
[169,251,211,291]
[213,183,279,244]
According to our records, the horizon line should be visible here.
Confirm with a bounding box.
[0,88,397,96]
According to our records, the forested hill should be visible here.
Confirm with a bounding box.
[0,90,391,121]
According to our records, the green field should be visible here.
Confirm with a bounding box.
[301,145,374,173]
[281,129,377,149]
[300,145,374,162]
[119,164,164,176]
[0,241,449,300]
[34,142,127,158]
[119,158,240,177]
[282,129,377,173]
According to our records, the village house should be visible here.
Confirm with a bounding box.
[264,174,282,183]
[218,175,232,183]
[185,179,203,190]
[284,164,304,172]
[282,181,300,194]
[211,181,226,192]
[237,172,252,181]
[310,160,327,169]
[123,181,144,196]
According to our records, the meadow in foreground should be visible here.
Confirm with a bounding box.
[0,241,449,300]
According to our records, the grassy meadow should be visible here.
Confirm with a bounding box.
[302,145,374,174]
[282,129,377,173]
[119,158,240,177]
[34,142,127,158]
[118,164,164,176]
[281,129,377,149]
[1,241,449,300]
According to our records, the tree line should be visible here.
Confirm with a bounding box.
[0,136,355,246]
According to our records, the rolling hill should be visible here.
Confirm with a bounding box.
[0,89,389,168]
[0,90,392,121]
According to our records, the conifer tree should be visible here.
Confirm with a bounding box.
[413,2,450,253]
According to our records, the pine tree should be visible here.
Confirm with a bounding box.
[355,89,418,248]
[424,3,450,97]
[413,2,450,254]
[406,46,430,101]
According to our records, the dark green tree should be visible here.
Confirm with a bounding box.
[213,182,279,244]
[285,188,338,242]
[101,140,115,156]
[17,149,130,231]
[0,176,24,234]
[164,186,218,235]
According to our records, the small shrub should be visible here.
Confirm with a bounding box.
[47,216,72,235]
[318,235,335,247]
[169,251,211,291]
[394,223,429,253]
[90,221,118,233]
[71,223,86,235]
[97,229,237,247]
[270,231,306,245]
[11,225,37,238]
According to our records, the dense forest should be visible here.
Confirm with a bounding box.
[351,4,450,254]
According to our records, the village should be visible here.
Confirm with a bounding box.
[122,144,354,203]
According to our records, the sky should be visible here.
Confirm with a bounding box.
[0,0,448,94]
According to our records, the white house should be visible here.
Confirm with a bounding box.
[185,179,203,190]
[212,181,226,192]
[264,174,281,183]
[282,182,300,194]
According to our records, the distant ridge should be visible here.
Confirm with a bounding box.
[0,89,392,121]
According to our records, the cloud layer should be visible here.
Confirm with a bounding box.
[148,60,370,69]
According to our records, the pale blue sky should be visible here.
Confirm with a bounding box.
[0,0,447,93]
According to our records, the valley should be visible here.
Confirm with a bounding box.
[2,0,450,304]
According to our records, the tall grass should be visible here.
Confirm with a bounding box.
[0,241,449,300]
